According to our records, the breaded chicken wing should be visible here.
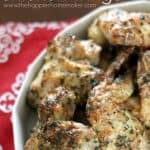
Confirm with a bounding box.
[27,35,103,108]
[27,56,104,108]
[89,9,150,47]
[38,87,76,122]
[86,74,149,150]
[86,73,134,126]
[137,50,150,128]
[24,121,100,150]
[25,10,150,149]
[87,73,134,105]
[46,36,102,66]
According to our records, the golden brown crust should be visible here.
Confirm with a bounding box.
[27,55,104,108]
[24,121,100,150]
[86,74,149,150]
[98,9,150,47]
[137,50,150,128]
[46,36,102,66]
[86,73,134,126]
[27,36,102,108]
[25,9,150,149]
[38,87,76,122]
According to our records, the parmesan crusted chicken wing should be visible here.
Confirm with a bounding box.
[25,8,150,149]
[89,9,150,47]
[86,74,149,150]
[24,121,100,150]
[46,36,102,66]
[86,73,134,122]
[38,87,76,122]
[27,36,103,108]
[88,73,134,105]
[137,50,150,128]
[27,56,104,108]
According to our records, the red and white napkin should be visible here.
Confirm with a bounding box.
[0,20,74,150]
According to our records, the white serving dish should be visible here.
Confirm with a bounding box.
[12,1,150,149]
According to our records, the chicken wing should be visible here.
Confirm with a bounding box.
[137,50,150,128]
[24,121,100,150]
[46,36,102,66]
[89,9,150,47]
[38,87,76,122]
[86,73,149,149]
[86,73,134,124]
[27,56,104,108]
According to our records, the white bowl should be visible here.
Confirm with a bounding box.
[12,1,150,150]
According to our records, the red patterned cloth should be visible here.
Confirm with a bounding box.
[0,21,73,150]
